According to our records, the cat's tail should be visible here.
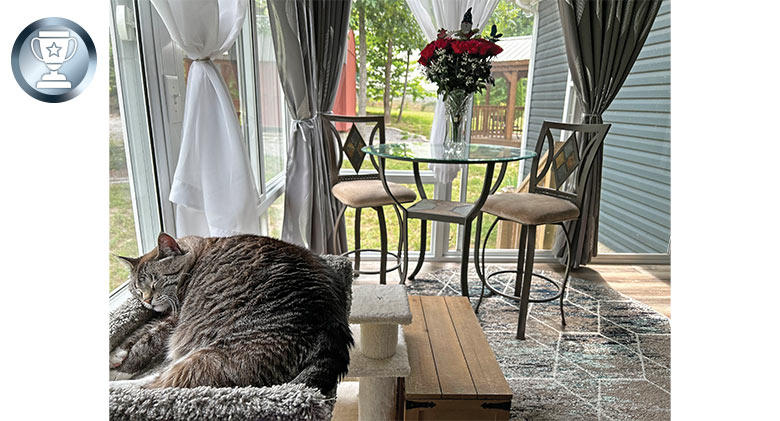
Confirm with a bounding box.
[291,321,354,395]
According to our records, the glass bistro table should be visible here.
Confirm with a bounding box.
[363,142,536,296]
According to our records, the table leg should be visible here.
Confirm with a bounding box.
[408,219,427,280]
[458,162,497,298]
[408,162,428,282]
[400,211,409,284]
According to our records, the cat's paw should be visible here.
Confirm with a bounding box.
[109,348,128,369]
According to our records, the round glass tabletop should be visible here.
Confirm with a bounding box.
[362,142,535,164]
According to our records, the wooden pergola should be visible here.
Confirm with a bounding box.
[470,36,532,146]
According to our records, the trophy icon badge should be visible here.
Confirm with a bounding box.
[30,30,78,89]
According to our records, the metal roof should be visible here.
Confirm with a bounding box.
[495,35,533,62]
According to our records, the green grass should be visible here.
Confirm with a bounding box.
[366,106,434,138]
[109,181,139,291]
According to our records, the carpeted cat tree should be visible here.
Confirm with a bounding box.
[346,284,412,420]
[108,255,353,421]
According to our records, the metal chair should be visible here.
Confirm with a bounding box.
[322,114,417,284]
[473,121,611,339]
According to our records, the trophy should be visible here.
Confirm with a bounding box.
[30,30,77,89]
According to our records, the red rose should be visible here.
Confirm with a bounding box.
[467,40,482,55]
[434,38,451,50]
[419,41,436,66]
[451,40,466,54]
[479,40,492,56]
[488,42,503,56]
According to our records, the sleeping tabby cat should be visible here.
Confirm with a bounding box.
[109,233,353,394]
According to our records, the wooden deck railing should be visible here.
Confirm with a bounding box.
[471,105,524,143]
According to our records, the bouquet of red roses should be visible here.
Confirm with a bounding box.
[418,9,503,99]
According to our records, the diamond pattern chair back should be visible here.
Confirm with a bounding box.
[528,121,611,210]
[321,114,386,186]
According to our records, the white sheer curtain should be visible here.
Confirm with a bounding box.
[406,0,500,184]
[151,0,260,237]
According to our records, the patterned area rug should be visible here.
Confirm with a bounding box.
[407,266,671,421]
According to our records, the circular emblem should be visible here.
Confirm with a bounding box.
[10,17,96,103]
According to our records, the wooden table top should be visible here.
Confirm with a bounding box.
[403,295,512,401]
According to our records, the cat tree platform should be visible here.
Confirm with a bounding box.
[347,284,412,421]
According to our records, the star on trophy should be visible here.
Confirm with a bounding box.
[30,31,78,89]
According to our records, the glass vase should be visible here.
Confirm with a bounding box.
[443,89,473,154]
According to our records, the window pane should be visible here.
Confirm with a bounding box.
[110,0,162,292]
[445,0,533,252]
[109,47,138,291]
[267,193,285,239]
[256,2,287,183]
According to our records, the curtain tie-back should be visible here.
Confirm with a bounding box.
[292,116,317,126]
[291,116,318,143]
[193,57,212,62]
[582,113,603,124]
[292,116,317,127]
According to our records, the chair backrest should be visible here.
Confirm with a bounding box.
[321,114,385,185]
[529,121,611,210]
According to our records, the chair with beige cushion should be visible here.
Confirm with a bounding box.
[323,114,416,284]
[474,121,610,339]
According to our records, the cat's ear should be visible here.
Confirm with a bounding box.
[115,255,140,269]
[157,232,184,259]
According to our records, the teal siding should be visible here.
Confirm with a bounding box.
[525,0,671,254]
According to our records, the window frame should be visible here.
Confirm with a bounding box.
[109,0,165,306]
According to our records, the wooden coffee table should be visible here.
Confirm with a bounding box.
[399,296,512,420]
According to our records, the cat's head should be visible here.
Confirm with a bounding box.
[116,233,194,313]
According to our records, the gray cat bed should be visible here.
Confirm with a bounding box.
[109,255,353,421]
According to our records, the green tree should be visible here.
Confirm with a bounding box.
[359,0,429,123]
[355,0,368,115]
[482,0,534,38]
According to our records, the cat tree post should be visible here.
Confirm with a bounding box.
[347,285,412,420]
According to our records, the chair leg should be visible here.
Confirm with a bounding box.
[375,206,387,285]
[474,213,486,313]
[392,205,404,280]
[408,219,427,280]
[332,204,348,254]
[559,223,572,327]
[516,225,536,340]
[354,208,362,274]
[514,225,529,296]
[460,220,472,298]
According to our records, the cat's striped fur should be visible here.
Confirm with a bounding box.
[112,233,353,394]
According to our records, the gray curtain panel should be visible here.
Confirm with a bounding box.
[315,0,352,254]
[267,0,352,254]
[553,0,661,268]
